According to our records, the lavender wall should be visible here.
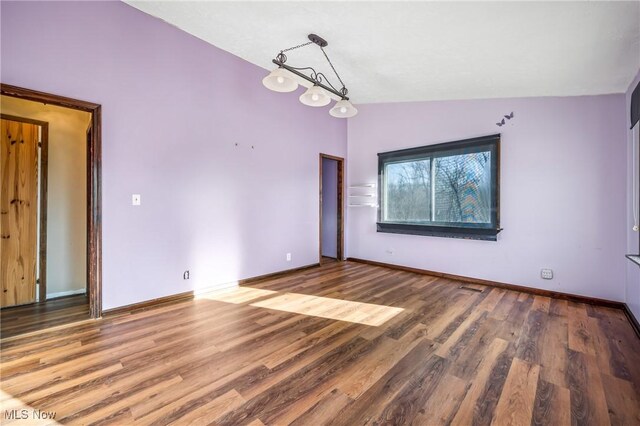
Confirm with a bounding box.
[347,95,627,301]
[625,69,640,319]
[0,1,346,310]
[321,158,338,258]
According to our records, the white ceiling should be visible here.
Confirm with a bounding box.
[125,1,640,104]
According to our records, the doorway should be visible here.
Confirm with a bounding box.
[319,154,344,264]
[1,115,47,308]
[0,84,102,336]
[1,115,49,307]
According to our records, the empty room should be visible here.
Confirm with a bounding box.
[1,1,639,425]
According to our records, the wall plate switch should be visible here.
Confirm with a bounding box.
[286,253,291,262]
[541,268,553,280]
[132,194,141,206]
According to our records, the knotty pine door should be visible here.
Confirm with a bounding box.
[1,118,39,308]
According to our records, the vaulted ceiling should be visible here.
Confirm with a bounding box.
[125,1,640,104]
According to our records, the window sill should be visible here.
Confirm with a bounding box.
[626,255,640,267]
[376,222,501,241]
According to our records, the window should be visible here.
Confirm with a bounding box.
[378,134,500,241]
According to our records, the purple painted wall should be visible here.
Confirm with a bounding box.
[625,69,640,320]
[2,1,633,310]
[347,95,627,301]
[0,1,346,310]
[322,158,338,258]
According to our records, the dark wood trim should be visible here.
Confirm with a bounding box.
[338,158,344,261]
[319,153,346,162]
[319,154,345,264]
[103,263,321,317]
[0,114,49,303]
[347,257,626,310]
[86,124,92,295]
[319,155,323,263]
[0,113,48,127]
[2,84,102,319]
[89,106,102,318]
[1,84,100,112]
[238,262,320,285]
[623,303,640,339]
[102,291,194,317]
[39,123,48,303]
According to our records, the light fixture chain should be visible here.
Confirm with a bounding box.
[320,46,346,92]
[281,41,314,53]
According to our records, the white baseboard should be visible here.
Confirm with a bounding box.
[47,289,86,299]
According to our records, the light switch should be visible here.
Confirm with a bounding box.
[132,194,141,206]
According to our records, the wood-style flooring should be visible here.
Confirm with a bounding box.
[0,294,89,339]
[1,261,639,425]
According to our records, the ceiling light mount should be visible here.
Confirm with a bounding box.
[308,33,328,48]
[262,34,357,118]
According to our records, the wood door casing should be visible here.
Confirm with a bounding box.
[1,118,39,307]
[319,153,344,264]
[86,124,91,294]
[1,84,102,318]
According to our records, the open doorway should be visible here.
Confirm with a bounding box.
[319,154,344,264]
[0,84,101,337]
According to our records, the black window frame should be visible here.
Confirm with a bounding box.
[377,134,501,241]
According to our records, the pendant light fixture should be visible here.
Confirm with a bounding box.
[330,99,358,118]
[262,34,357,118]
[262,68,298,92]
[299,85,331,107]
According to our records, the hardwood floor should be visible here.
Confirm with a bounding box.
[1,261,639,425]
[0,294,89,339]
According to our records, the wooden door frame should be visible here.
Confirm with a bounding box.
[1,113,49,303]
[319,154,344,264]
[86,125,92,296]
[1,84,102,318]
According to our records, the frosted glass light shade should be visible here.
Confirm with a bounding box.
[262,68,298,92]
[329,99,358,118]
[299,86,331,107]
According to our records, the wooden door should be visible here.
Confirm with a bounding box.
[1,118,39,307]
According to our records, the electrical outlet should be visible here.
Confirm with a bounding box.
[286,253,291,262]
[541,268,553,280]
[183,270,190,280]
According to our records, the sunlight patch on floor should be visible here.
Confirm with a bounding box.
[196,286,277,304]
[249,292,404,326]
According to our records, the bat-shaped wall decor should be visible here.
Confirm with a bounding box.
[496,112,514,127]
